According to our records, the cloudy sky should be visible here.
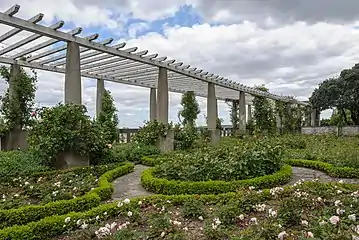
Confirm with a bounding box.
[1,0,358,127]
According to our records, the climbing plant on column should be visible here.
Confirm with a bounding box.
[252,85,276,134]
[225,99,239,132]
[95,90,119,144]
[0,65,37,134]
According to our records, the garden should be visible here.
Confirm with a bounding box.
[1,66,359,240]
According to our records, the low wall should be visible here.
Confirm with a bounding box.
[0,129,29,151]
[301,126,359,136]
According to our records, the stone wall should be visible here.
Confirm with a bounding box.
[302,126,359,136]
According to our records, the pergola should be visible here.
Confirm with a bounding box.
[0,4,314,147]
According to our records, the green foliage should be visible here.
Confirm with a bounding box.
[132,120,171,146]
[0,163,133,229]
[96,90,119,144]
[252,85,276,134]
[28,103,110,166]
[178,91,200,127]
[310,63,359,125]
[112,143,160,163]
[0,65,37,133]
[141,164,292,195]
[154,138,284,182]
[174,124,198,150]
[182,197,205,219]
[0,150,50,181]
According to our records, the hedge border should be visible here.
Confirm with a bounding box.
[0,162,134,229]
[141,164,292,195]
[1,181,353,240]
[285,159,359,178]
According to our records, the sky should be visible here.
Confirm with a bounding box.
[1,0,359,127]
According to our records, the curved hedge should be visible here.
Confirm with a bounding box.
[285,159,359,178]
[0,162,134,229]
[141,164,292,195]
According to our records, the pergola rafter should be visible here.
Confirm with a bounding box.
[0,4,307,105]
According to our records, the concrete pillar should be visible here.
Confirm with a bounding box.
[247,105,252,122]
[150,88,157,121]
[231,100,238,130]
[207,82,220,145]
[156,67,168,123]
[276,112,282,133]
[311,108,318,127]
[96,79,105,117]
[65,41,82,105]
[238,91,246,132]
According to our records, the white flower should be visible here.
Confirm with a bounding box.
[14,194,19,197]
[337,190,343,194]
[127,211,133,217]
[269,209,277,218]
[160,231,166,237]
[319,220,327,225]
[336,208,345,215]
[64,217,71,223]
[76,219,82,225]
[96,215,100,221]
[339,180,344,184]
[349,214,356,221]
[278,231,287,240]
[117,201,124,207]
[301,220,309,226]
[123,198,130,204]
[306,232,314,238]
[2,194,5,199]
[138,201,142,205]
[198,216,204,221]
[172,220,182,226]
[249,186,255,190]
[238,214,245,220]
[24,181,30,185]
[80,223,88,229]
[183,227,188,231]
[317,197,322,202]
[250,217,258,225]
[329,215,340,225]
[334,200,341,206]
[29,186,34,189]
[73,187,77,191]
[105,222,117,230]
[104,212,107,216]
[255,204,266,212]
[213,218,221,225]
[95,227,110,238]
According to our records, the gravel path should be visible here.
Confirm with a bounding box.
[111,165,359,200]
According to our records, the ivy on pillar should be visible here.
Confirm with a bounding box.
[247,105,252,122]
[207,82,220,145]
[96,79,105,117]
[149,88,157,121]
[156,67,173,152]
[65,41,82,105]
[238,91,246,132]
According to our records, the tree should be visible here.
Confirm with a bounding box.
[310,63,359,125]
[0,65,37,133]
[96,90,119,143]
[252,85,276,134]
[178,91,200,127]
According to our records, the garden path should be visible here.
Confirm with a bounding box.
[111,165,359,201]
[286,167,359,185]
[111,165,153,200]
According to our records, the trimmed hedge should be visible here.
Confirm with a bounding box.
[1,181,349,240]
[141,164,292,195]
[285,159,359,178]
[0,162,134,229]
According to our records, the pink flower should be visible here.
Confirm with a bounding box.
[329,215,340,225]
[31,111,36,117]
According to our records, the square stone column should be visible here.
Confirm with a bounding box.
[96,79,105,117]
[150,88,157,121]
[207,82,220,145]
[247,105,252,122]
[238,91,246,132]
[311,108,319,127]
[65,41,82,105]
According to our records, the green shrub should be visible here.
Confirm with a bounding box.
[0,150,50,180]
[155,138,283,182]
[182,198,205,219]
[141,164,292,195]
[112,143,160,163]
[0,163,134,229]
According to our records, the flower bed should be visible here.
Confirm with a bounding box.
[2,181,359,239]
[141,164,292,195]
[0,162,134,229]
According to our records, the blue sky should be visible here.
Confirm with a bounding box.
[1,0,358,127]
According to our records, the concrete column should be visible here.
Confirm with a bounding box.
[247,105,252,122]
[207,82,220,145]
[276,112,282,133]
[156,67,168,123]
[96,79,105,117]
[207,82,217,130]
[238,91,246,132]
[311,108,317,127]
[9,64,20,108]
[231,100,238,130]
[65,41,82,105]
[150,88,157,121]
